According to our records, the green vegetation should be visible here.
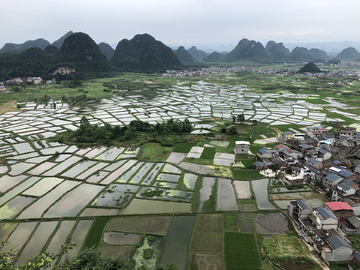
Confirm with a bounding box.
[347,235,360,251]
[232,168,262,179]
[0,33,116,81]
[173,143,193,153]
[143,248,153,259]
[224,232,261,270]
[299,62,321,73]
[200,147,215,159]
[84,217,112,249]
[262,235,317,266]
[138,143,173,161]
[140,189,163,197]
[222,212,238,232]
[53,117,193,145]
[110,34,183,73]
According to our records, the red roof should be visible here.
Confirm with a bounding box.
[326,202,354,212]
[275,144,288,150]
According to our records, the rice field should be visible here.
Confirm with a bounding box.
[0,75,358,268]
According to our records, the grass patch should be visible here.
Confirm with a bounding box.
[83,217,112,248]
[224,232,261,270]
[138,143,173,161]
[347,235,360,251]
[222,212,238,232]
[173,143,193,153]
[182,157,213,165]
[232,168,262,179]
[237,213,255,233]
[200,147,216,159]
[262,235,316,265]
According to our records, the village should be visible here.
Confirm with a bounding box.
[250,123,360,266]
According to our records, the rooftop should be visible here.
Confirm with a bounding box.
[316,207,337,220]
[326,201,354,212]
[327,236,351,249]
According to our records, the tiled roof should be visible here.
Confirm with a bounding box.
[326,201,354,212]
[327,236,351,249]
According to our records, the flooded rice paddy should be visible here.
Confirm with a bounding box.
[0,79,349,266]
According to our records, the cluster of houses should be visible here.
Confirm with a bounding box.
[0,82,6,92]
[255,124,360,202]
[252,123,360,265]
[2,77,56,86]
[288,200,360,265]
[162,67,247,78]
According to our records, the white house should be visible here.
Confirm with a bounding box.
[235,141,250,154]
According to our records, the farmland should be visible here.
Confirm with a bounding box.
[1,69,358,268]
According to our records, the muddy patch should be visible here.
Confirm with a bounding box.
[254,213,288,235]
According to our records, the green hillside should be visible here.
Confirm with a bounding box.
[175,46,195,64]
[187,46,208,61]
[98,42,115,60]
[0,32,115,80]
[335,47,360,62]
[299,62,321,73]
[202,51,225,62]
[52,31,74,49]
[110,34,183,72]
[224,38,272,63]
[265,41,290,62]
[289,47,314,62]
[309,48,328,62]
[0,38,50,54]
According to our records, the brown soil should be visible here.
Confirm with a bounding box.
[280,262,316,270]
[0,100,18,115]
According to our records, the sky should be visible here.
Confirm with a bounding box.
[1,0,360,50]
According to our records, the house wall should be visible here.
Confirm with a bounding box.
[323,246,353,262]
[331,209,354,220]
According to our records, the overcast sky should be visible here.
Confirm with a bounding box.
[1,0,360,49]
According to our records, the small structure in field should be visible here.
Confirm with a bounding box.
[235,141,250,154]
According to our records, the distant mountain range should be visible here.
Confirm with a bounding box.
[1,32,360,80]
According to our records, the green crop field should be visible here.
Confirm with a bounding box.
[173,143,193,153]
[200,147,216,159]
[224,232,261,270]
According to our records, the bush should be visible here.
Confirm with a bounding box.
[143,248,153,259]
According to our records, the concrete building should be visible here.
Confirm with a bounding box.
[321,236,353,262]
[323,174,343,190]
[310,207,338,230]
[235,141,250,154]
[325,202,354,220]
[257,148,272,158]
[288,199,312,220]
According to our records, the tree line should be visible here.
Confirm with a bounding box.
[57,116,193,143]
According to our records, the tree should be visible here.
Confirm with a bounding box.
[0,241,75,270]
[237,114,245,123]
[232,115,236,124]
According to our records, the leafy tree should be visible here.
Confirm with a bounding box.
[237,114,245,123]
[232,115,236,124]
[0,241,75,270]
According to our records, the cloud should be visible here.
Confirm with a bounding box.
[1,0,360,47]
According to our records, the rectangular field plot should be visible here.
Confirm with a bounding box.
[0,196,36,219]
[233,180,252,199]
[106,216,172,235]
[160,216,195,270]
[252,178,276,210]
[44,184,104,218]
[1,222,38,256]
[217,179,238,211]
[95,147,124,161]
[121,199,191,215]
[17,180,81,219]
[129,162,154,184]
[224,232,261,270]
[92,184,139,208]
[15,221,58,266]
[22,177,63,196]
[196,177,216,212]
